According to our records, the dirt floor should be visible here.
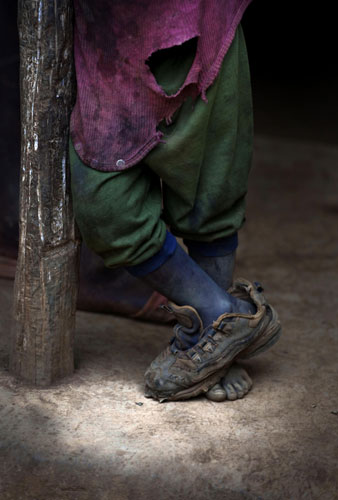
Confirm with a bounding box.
[1,135,338,499]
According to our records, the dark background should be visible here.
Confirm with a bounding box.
[0,2,337,256]
[242,3,337,145]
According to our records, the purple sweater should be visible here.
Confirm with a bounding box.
[71,0,252,172]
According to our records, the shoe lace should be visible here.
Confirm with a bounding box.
[186,320,234,360]
[185,329,217,359]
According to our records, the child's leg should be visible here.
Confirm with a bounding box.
[70,122,253,402]
[126,236,254,328]
[70,136,253,330]
[69,140,166,270]
[70,26,269,402]
[143,25,255,400]
[145,25,253,250]
[141,24,254,313]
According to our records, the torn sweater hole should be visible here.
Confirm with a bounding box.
[146,36,199,97]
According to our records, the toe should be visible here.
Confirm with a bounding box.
[223,382,237,401]
[233,381,245,399]
[206,383,227,402]
[239,377,249,393]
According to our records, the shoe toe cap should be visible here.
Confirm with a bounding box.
[145,368,183,394]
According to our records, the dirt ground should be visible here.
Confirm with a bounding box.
[1,135,338,499]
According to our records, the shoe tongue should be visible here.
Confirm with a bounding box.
[167,303,203,351]
[167,302,203,333]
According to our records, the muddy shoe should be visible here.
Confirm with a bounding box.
[144,278,281,402]
[229,281,282,360]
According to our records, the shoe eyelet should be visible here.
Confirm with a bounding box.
[191,352,202,363]
[254,281,264,292]
[202,342,214,353]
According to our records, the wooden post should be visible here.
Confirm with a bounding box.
[10,0,80,385]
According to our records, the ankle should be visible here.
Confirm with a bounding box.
[235,297,256,315]
[196,294,235,326]
[198,295,256,325]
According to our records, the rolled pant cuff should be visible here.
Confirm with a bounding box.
[125,231,177,277]
[184,232,238,257]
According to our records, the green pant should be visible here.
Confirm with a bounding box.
[70,26,253,268]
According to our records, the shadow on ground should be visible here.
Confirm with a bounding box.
[1,137,338,500]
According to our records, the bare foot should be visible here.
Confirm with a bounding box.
[205,363,252,402]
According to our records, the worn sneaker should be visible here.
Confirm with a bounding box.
[144,278,281,402]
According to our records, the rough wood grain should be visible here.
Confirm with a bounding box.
[10,0,80,385]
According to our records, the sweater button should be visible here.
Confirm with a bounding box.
[116,159,125,167]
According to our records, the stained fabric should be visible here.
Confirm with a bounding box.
[70,0,252,171]
[69,26,253,268]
